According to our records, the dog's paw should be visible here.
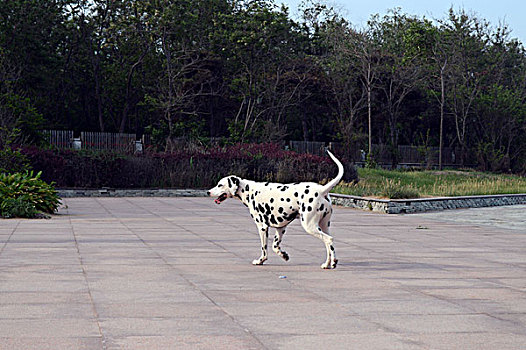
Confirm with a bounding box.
[252,258,266,265]
[331,259,338,269]
[281,252,290,261]
[321,263,331,269]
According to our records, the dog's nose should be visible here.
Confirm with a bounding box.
[206,191,210,195]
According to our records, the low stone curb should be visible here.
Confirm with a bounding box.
[331,193,526,214]
[57,188,526,214]
[57,188,208,198]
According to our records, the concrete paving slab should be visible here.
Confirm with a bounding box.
[0,197,525,349]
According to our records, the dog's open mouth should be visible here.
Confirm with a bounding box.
[214,193,228,204]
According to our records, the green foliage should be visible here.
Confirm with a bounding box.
[1,197,39,219]
[0,171,61,218]
[0,1,525,173]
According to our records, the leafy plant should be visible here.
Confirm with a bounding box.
[1,197,38,218]
[0,171,61,218]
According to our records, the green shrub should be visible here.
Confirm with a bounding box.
[1,197,38,218]
[0,171,61,218]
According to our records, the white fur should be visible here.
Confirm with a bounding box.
[208,150,344,269]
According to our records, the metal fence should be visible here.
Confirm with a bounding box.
[80,131,136,153]
[43,130,139,153]
[289,140,461,167]
[42,130,74,149]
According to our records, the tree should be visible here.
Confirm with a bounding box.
[370,10,428,168]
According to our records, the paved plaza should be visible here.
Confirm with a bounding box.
[0,197,525,349]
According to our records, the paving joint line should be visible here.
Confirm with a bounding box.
[68,205,107,350]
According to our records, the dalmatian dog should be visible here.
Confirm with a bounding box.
[207,150,344,269]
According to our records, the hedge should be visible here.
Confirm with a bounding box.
[18,143,357,189]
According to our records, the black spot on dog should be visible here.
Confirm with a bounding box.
[258,204,265,213]
[280,186,288,191]
[270,215,278,225]
[330,245,335,251]
[328,221,331,227]
[281,198,284,201]
[270,198,274,203]
[308,197,314,203]
[245,184,249,191]
[315,192,318,197]
[308,206,312,212]
[305,189,310,194]
[277,216,283,222]
[319,203,325,212]
[231,177,240,185]
[227,178,232,188]
[265,182,269,186]
[265,203,271,214]
[278,207,284,213]
[286,198,291,202]
[294,192,298,197]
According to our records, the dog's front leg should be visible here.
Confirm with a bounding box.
[252,225,269,265]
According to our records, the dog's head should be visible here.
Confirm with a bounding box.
[207,176,240,204]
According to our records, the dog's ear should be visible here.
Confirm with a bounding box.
[230,176,240,186]
[226,176,240,195]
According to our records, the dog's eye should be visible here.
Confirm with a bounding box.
[217,184,223,187]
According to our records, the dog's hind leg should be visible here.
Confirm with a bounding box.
[301,215,337,269]
[272,227,289,261]
[252,225,269,265]
[320,214,337,269]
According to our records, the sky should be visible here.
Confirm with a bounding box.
[279,0,526,44]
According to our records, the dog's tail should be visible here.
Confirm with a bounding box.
[321,149,344,195]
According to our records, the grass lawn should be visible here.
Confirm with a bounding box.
[334,168,526,199]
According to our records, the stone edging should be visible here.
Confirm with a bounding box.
[330,193,526,214]
[58,188,526,214]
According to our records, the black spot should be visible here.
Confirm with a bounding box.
[315,192,318,197]
[286,198,291,202]
[308,206,312,212]
[281,198,284,201]
[330,245,335,251]
[301,195,304,199]
[231,177,240,185]
[308,197,313,203]
[270,198,274,203]
[280,186,288,191]
[265,203,271,214]
[278,207,284,213]
[227,178,232,188]
[301,203,305,212]
[245,184,249,191]
[270,215,278,225]
[305,189,310,194]
[294,192,298,197]
[277,216,283,222]
[328,221,331,226]
[258,204,265,213]
[319,203,324,212]
[265,182,269,186]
